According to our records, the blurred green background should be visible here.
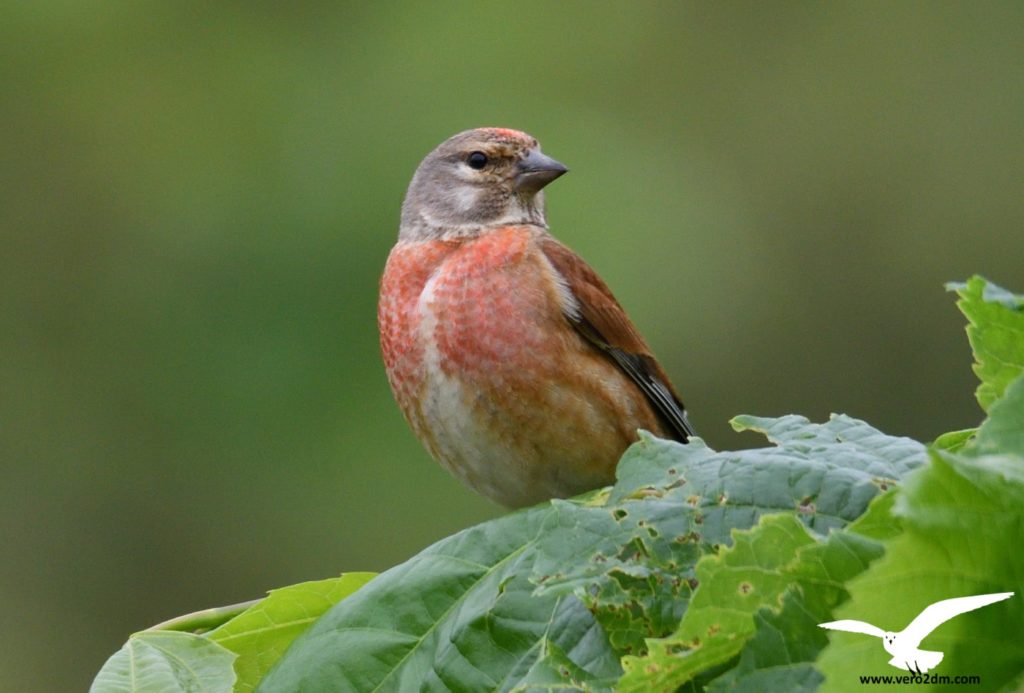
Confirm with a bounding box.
[3,2,1023,689]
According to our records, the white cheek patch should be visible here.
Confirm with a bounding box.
[451,184,480,212]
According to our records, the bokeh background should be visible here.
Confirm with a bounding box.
[3,2,1023,689]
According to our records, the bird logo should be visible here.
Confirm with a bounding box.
[819,591,1014,673]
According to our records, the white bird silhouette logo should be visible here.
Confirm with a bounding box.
[819,591,1014,673]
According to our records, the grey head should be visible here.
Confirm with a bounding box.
[399,127,568,241]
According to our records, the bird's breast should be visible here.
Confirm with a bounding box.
[427,228,563,376]
[382,226,571,409]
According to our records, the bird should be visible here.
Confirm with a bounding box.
[378,127,693,508]
[819,591,1014,673]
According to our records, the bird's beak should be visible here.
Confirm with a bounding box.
[514,149,568,193]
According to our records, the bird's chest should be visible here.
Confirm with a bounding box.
[381,229,560,386]
[379,229,568,462]
[427,236,559,378]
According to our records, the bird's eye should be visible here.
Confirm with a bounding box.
[467,151,488,170]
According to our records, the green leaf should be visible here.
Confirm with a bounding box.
[817,372,1024,691]
[705,529,884,691]
[260,415,924,692]
[842,488,901,541]
[932,428,976,452]
[503,638,620,692]
[533,418,923,656]
[617,515,816,692]
[999,669,1024,693]
[207,573,374,693]
[90,631,236,693]
[89,278,1024,692]
[817,450,1024,689]
[704,591,824,692]
[617,515,883,692]
[257,506,622,692]
[948,276,1024,411]
[973,373,1024,457]
[146,600,262,635]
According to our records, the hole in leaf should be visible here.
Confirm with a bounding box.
[674,531,700,544]
[739,582,753,595]
[613,508,628,521]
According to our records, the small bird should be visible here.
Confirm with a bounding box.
[819,591,1014,673]
[378,128,693,508]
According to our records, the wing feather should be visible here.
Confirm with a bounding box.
[540,237,694,441]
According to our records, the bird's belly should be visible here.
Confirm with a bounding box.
[416,363,543,506]
[414,348,628,508]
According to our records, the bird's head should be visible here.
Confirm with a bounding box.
[400,127,568,241]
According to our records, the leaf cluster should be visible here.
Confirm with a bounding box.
[91,276,1024,692]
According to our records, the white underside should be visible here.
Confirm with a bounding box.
[414,271,533,505]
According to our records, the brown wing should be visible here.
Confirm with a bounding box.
[540,237,694,442]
